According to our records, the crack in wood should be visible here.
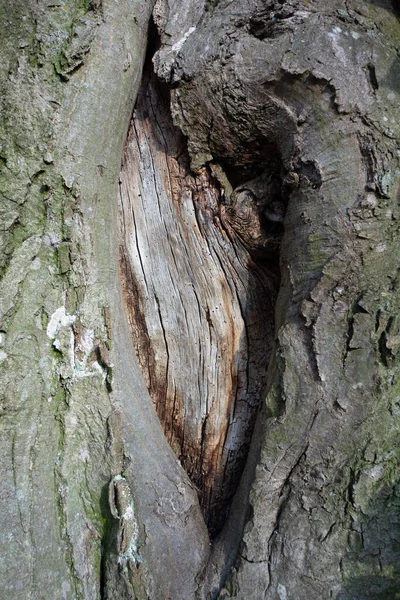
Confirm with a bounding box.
[118,63,281,536]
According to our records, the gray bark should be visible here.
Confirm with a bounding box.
[1,0,400,599]
[0,1,208,599]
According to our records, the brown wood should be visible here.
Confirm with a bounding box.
[119,67,280,534]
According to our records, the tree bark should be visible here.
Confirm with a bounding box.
[1,1,400,599]
[0,2,208,599]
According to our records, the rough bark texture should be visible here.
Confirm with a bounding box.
[1,0,400,599]
[121,0,400,598]
[0,1,209,599]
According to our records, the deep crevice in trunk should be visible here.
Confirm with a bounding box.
[118,34,286,537]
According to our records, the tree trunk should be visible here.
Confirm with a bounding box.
[1,1,400,599]
[0,2,208,599]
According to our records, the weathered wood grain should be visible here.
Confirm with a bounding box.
[119,66,279,534]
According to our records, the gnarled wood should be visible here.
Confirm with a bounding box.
[2,0,400,599]
[119,64,280,534]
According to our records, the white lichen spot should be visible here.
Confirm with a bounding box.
[177,481,186,495]
[90,361,106,378]
[171,26,196,53]
[376,242,387,253]
[61,580,71,597]
[109,474,141,569]
[364,465,384,480]
[79,328,94,356]
[365,193,378,208]
[0,332,4,346]
[47,307,76,339]
[78,446,90,461]
[0,350,8,362]
[62,173,75,189]
[123,505,135,520]
[327,29,347,65]
[351,31,360,39]
[69,414,78,430]
[73,330,106,380]
[35,314,43,330]
[278,583,288,600]
[30,257,41,270]
[44,232,62,248]
[383,116,388,122]
[47,308,108,382]
[123,52,132,71]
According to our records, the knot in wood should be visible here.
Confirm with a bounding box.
[222,172,284,252]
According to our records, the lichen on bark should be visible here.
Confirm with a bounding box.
[1,0,400,599]
[1,1,208,598]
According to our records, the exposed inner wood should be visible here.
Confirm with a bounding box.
[118,65,282,535]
